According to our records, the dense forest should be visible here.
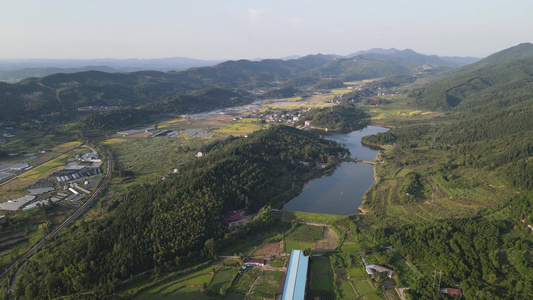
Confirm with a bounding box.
[391,194,533,299]
[13,126,346,299]
[305,103,369,131]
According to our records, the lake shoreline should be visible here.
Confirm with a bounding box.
[282,126,389,215]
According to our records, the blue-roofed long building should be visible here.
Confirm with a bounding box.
[282,250,309,300]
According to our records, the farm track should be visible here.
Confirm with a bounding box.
[0,143,112,292]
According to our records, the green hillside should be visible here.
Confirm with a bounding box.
[409,42,533,110]
[13,126,347,298]
[0,51,464,123]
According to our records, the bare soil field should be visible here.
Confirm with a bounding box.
[253,242,282,256]
[314,227,339,251]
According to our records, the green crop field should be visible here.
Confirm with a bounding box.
[250,270,284,299]
[20,154,68,179]
[214,121,265,135]
[159,285,201,299]
[341,243,359,253]
[285,225,324,242]
[347,267,368,281]
[339,281,358,299]
[310,256,334,290]
[279,210,344,224]
[208,268,236,293]
[232,267,261,295]
[221,223,291,256]
[269,257,286,268]
[354,281,374,296]
[128,265,215,299]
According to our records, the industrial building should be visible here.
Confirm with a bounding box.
[282,250,309,300]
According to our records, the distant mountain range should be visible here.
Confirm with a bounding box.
[0,57,224,83]
[4,44,529,124]
[0,48,479,83]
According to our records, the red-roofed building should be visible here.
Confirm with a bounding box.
[440,288,463,296]
[225,209,246,222]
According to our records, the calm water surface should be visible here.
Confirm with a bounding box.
[282,126,389,215]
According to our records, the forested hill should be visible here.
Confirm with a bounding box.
[305,103,369,131]
[0,49,470,122]
[409,42,533,110]
[14,126,347,298]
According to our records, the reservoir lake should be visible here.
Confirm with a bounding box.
[282,126,389,215]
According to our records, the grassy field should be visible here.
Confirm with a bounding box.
[214,121,265,135]
[250,270,284,299]
[19,154,69,179]
[221,223,291,256]
[279,210,344,224]
[104,136,203,181]
[124,264,216,299]
[330,88,352,95]
[208,268,236,293]
[341,243,360,253]
[347,267,369,281]
[269,257,286,268]
[285,225,324,242]
[262,102,332,110]
[354,281,374,296]
[232,267,261,295]
[159,285,201,299]
[310,256,334,290]
[338,281,358,299]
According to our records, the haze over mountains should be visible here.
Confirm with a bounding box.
[0,48,479,83]
[2,43,531,125]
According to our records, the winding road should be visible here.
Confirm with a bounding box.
[0,144,112,292]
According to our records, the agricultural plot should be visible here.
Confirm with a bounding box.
[262,101,332,110]
[314,227,339,251]
[284,224,324,253]
[269,257,286,268]
[249,270,284,299]
[341,243,359,253]
[104,136,203,180]
[232,267,261,295]
[130,265,216,299]
[208,268,236,294]
[221,223,290,256]
[253,241,281,256]
[214,120,265,135]
[347,267,369,281]
[310,256,334,290]
[338,281,358,299]
[278,210,344,224]
[285,225,324,242]
[20,154,68,179]
[158,285,201,299]
[353,281,374,297]
[384,289,401,300]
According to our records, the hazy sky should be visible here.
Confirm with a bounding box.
[1,0,531,60]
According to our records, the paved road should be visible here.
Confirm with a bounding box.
[0,143,112,292]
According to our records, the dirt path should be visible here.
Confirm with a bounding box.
[37,82,62,104]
